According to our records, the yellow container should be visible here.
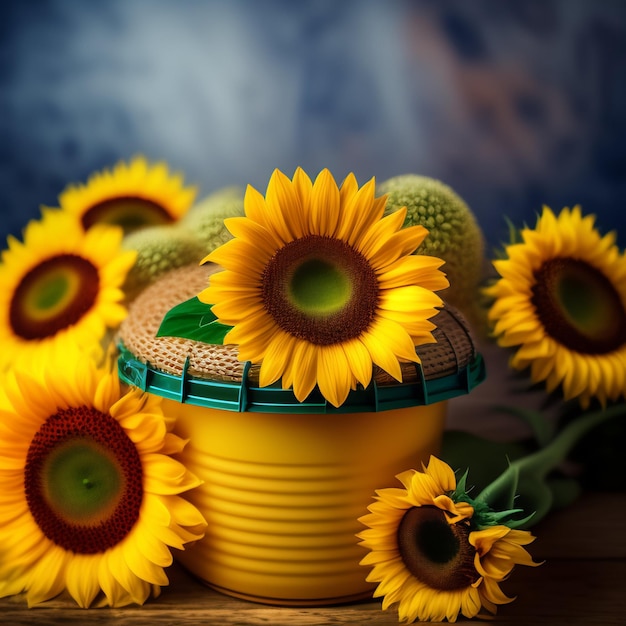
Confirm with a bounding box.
[117,264,485,606]
[165,400,446,605]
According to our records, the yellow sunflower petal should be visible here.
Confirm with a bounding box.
[262,169,300,243]
[378,254,448,291]
[121,538,169,587]
[316,344,354,407]
[309,168,341,237]
[258,330,297,388]
[23,545,69,606]
[335,175,381,246]
[356,207,410,260]
[223,215,282,256]
[106,546,150,603]
[98,553,133,607]
[369,223,430,270]
[65,554,101,608]
[201,238,269,275]
[341,336,374,389]
[133,525,174,568]
[292,167,313,216]
[241,183,270,228]
[284,339,319,402]
[360,318,420,380]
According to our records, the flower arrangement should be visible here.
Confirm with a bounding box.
[0,156,623,621]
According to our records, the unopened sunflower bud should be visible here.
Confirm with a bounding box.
[179,186,245,253]
[378,175,486,330]
[122,225,205,300]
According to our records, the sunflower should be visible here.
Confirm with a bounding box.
[485,205,626,407]
[0,343,206,608]
[357,457,540,623]
[0,211,136,372]
[56,156,197,233]
[199,168,449,407]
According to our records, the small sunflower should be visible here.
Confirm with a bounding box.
[0,344,206,608]
[358,457,540,623]
[56,156,197,233]
[0,211,136,372]
[485,205,626,407]
[199,168,449,407]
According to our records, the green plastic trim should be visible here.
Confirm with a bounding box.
[117,342,486,414]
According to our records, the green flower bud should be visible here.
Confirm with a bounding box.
[179,186,245,253]
[122,225,205,300]
[378,175,486,330]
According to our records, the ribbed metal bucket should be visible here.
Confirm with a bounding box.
[117,264,485,605]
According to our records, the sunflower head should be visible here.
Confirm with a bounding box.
[358,456,541,623]
[0,342,206,608]
[197,168,449,408]
[55,156,197,234]
[0,210,136,372]
[485,205,626,408]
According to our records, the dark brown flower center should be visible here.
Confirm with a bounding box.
[24,406,143,554]
[261,235,379,345]
[531,258,626,354]
[397,506,479,590]
[9,254,100,340]
[81,196,174,232]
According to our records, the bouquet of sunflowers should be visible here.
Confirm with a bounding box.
[0,157,623,622]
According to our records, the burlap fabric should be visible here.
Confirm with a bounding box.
[118,264,477,386]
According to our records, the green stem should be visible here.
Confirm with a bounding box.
[518,403,625,478]
[477,403,626,505]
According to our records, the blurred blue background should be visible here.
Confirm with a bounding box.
[1,0,625,250]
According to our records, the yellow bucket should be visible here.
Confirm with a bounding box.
[117,264,485,606]
[165,400,446,605]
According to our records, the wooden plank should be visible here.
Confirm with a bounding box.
[531,492,626,560]
[1,559,624,625]
[1,493,623,624]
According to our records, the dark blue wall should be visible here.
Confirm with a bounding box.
[1,0,625,249]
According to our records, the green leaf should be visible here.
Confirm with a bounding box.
[156,296,232,344]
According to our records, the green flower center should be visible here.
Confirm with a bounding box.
[82,196,174,233]
[45,440,123,524]
[10,254,99,340]
[532,258,626,354]
[262,235,379,345]
[25,406,143,554]
[289,258,352,315]
[397,506,478,590]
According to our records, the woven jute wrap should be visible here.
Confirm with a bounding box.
[118,264,477,386]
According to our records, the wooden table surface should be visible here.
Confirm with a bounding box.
[1,491,624,625]
[2,344,625,625]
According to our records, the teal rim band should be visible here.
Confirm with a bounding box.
[117,342,486,414]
